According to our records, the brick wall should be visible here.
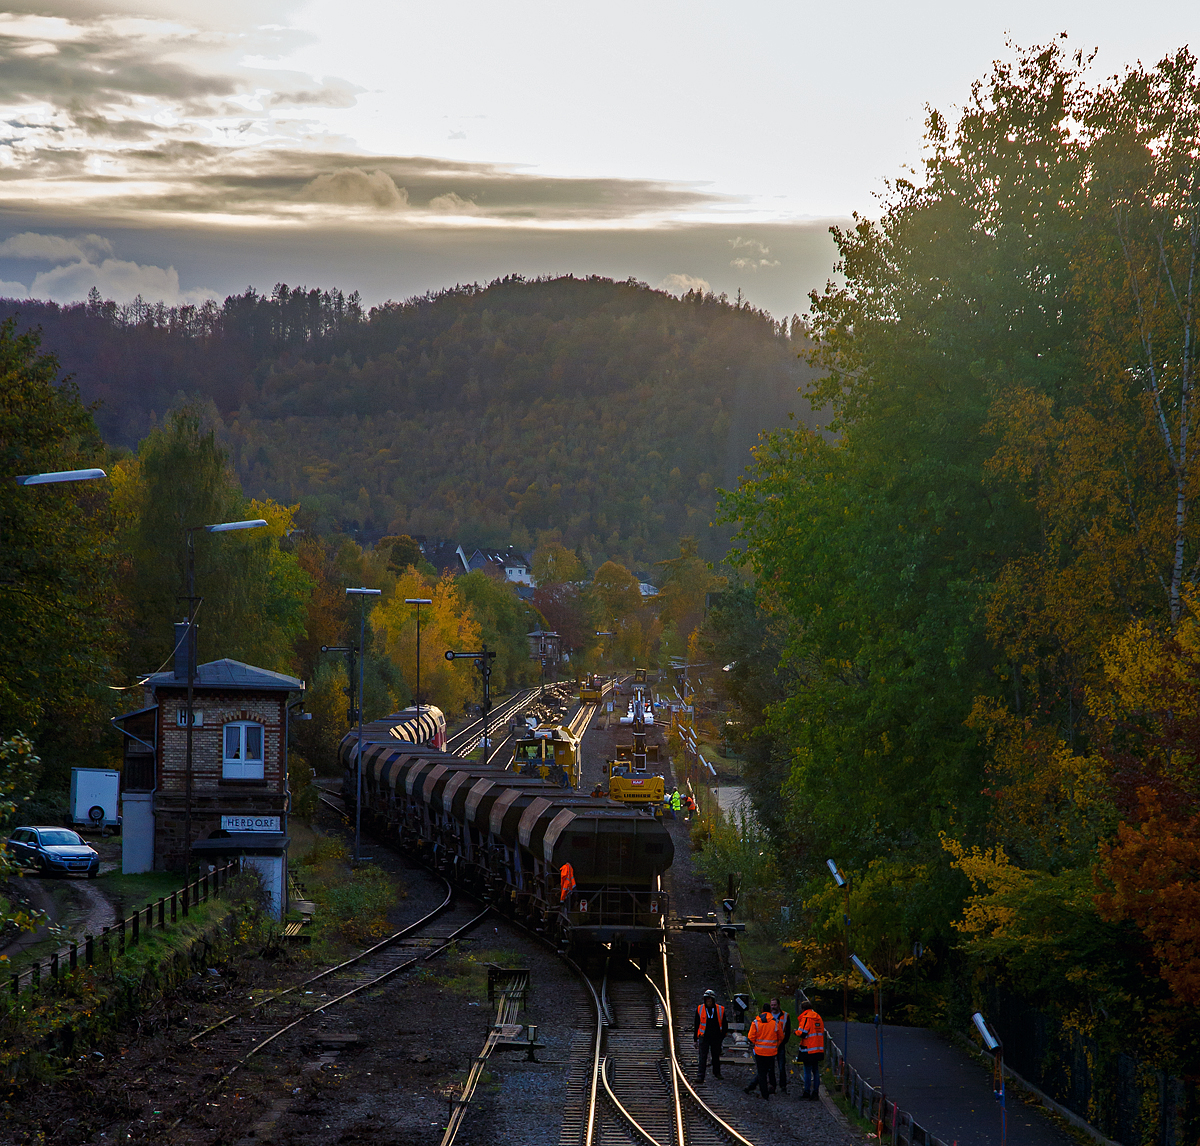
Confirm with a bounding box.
[150,686,291,871]
[154,688,286,793]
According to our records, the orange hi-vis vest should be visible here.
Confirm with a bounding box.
[795,1008,825,1054]
[696,1002,725,1038]
[747,1013,779,1056]
[559,862,576,901]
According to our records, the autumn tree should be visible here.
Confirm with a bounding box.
[372,570,481,715]
[531,541,584,587]
[589,560,642,623]
[654,537,726,656]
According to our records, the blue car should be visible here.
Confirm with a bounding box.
[6,826,100,878]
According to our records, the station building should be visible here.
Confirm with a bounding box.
[113,627,303,915]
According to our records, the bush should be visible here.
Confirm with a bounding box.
[323,865,400,945]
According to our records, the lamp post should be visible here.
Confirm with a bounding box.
[404,598,433,715]
[181,518,267,871]
[973,1012,1006,1146]
[827,859,851,1088]
[14,468,107,486]
[446,646,497,761]
[851,954,885,1140]
[346,587,381,863]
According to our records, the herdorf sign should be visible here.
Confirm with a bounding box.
[220,815,280,833]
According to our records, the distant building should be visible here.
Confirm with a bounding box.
[419,538,470,576]
[638,581,659,598]
[414,537,534,586]
[467,546,534,585]
[527,628,561,662]
[112,628,302,917]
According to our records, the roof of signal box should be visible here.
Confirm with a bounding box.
[142,658,304,692]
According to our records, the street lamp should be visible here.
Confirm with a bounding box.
[851,954,885,1140]
[973,1012,1006,1146]
[14,468,107,485]
[827,859,851,1089]
[404,598,433,715]
[346,587,382,863]
[181,518,268,870]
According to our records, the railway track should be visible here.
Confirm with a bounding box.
[560,944,754,1146]
[167,874,490,1135]
[446,685,544,756]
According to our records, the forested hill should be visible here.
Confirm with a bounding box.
[0,275,818,565]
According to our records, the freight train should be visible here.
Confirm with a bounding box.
[338,714,673,949]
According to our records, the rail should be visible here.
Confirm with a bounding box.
[439,966,531,1146]
[447,687,542,756]
[171,874,491,1131]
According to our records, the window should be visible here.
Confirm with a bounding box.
[223,721,264,779]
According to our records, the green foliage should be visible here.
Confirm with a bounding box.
[0,735,49,935]
[299,836,401,945]
[719,40,1200,1102]
[457,570,537,692]
[116,404,314,677]
[0,319,119,761]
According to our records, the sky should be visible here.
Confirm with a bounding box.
[0,1,1193,317]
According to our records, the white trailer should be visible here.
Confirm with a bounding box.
[70,768,121,833]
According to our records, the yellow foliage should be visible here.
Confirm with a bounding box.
[941,834,1031,940]
[372,570,481,716]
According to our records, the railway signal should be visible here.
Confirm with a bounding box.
[445,645,498,757]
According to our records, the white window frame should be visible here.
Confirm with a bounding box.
[223,721,265,780]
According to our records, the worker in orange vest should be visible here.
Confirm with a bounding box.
[742,1004,779,1099]
[691,988,728,1083]
[794,996,826,1100]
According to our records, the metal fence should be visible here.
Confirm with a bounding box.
[4,861,238,1003]
[824,1035,952,1146]
[986,983,1192,1146]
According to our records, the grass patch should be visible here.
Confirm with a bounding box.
[292,835,405,950]
[822,1066,876,1137]
[93,870,190,912]
[422,947,524,998]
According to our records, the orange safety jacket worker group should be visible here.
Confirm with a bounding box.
[695,1002,725,1038]
[795,1007,825,1054]
[559,862,576,900]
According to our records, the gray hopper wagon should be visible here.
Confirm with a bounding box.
[339,731,673,949]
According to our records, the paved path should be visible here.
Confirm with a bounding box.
[837,1021,1076,1146]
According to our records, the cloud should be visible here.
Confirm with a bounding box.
[0,231,112,260]
[302,167,409,209]
[729,236,781,271]
[15,253,216,305]
[658,273,710,296]
[0,279,29,298]
[427,191,477,214]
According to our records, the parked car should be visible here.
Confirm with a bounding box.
[6,826,100,878]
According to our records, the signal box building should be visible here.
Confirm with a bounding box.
[114,635,303,911]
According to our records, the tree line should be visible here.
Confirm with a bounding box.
[0,276,817,570]
[714,40,1200,1139]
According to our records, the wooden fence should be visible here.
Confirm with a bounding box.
[5,862,238,1003]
